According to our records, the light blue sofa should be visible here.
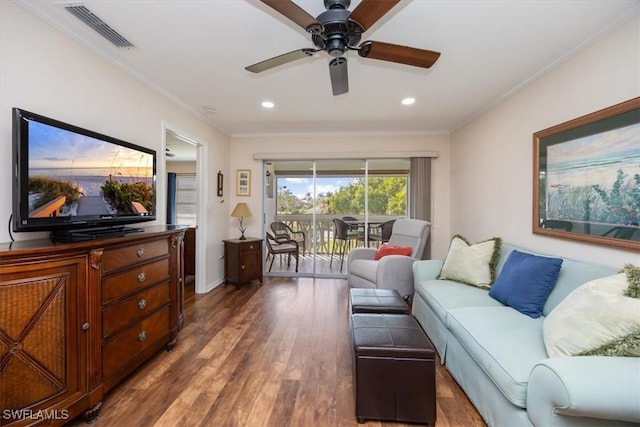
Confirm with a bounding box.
[412,242,640,427]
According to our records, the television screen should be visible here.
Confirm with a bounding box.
[13,108,157,238]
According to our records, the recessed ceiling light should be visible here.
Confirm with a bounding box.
[261,101,275,109]
[401,97,416,105]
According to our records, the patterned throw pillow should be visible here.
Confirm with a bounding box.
[543,268,640,358]
[437,235,502,289]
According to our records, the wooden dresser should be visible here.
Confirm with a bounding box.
[0,226,185,426]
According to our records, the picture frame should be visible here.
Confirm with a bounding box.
[217,171,223,197]
[236,169,251,196]
[533,97,640,251]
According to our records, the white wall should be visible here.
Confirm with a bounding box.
[0,2,230,290]
[450,15,640,268]
[229,134,452,258]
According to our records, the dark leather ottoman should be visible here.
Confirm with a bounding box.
[351,313,436,425]
[349,288,410,314]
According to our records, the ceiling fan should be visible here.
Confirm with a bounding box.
[246,0,441,96]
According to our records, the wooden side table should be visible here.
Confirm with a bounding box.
[223,238,263,288]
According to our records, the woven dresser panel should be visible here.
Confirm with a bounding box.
[0,273,68,410]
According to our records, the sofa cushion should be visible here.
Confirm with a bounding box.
[374,244,412,260]
[447,306,548,408]
[543,270,640,357]
[489,250,563,318]
[437,235,502,289]
[414,280,504,325]
[496,243,618,315]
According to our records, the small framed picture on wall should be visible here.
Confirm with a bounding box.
[236,169,251,196]
[217,171,223,197]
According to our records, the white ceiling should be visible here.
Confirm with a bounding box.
[166,129,198,162]
[18,0,640,137]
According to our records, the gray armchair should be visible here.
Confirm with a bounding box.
[347,219,431,298]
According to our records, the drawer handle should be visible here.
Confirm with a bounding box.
[249,244,254,249]
[138,272,146,283]
[82,323,90,331]
[138,299,147,310]
[137,248,145,258]
[138,331,147,342]
[241,265,245,270]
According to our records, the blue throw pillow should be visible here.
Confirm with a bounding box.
[489,250,563,318]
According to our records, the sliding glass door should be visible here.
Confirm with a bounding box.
[315,159,366,274]
[264,158,409,278]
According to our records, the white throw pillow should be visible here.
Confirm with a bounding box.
[543,272,640,357]
[437,235,501,289]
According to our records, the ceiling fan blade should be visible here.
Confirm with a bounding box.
[246,48,317,73]
[329,57,348,96]
[348,0,400,32]
[358,41,441,69]
[261,0,320,32]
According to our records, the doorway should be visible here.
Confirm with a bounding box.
[164,127,202,297]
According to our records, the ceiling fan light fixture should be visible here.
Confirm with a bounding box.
[401,97,416,106]
[252,0,439,96]
[261,101,275,109]
[326,38,346,57]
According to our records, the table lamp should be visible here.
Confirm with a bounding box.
[230,202,252,240]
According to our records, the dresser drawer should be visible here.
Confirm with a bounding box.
[102,258,169,303]
[102,306,170,379]
[102,282,170,338]
[237,240,260,253]
[102,239,169,273]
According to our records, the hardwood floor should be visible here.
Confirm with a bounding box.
[70,278,486,427]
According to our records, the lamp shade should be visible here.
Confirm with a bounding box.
[231,202,252,218]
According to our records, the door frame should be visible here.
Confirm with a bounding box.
[162,121,208,294]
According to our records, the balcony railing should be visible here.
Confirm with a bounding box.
[272,214,401,254]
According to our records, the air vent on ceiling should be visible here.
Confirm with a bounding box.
[65,5,134,48]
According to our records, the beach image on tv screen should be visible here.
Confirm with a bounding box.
[27,121,154,218]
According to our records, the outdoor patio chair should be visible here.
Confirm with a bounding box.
[367,219,396,247]
[341,216,362,233]
[331,218,365,271]
[270,221,306,255]
[265,232,299,272]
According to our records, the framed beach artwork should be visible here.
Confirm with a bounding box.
[236,169,251,196]
[533,97,640,251]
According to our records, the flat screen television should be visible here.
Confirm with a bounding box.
[12,108,157,242]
